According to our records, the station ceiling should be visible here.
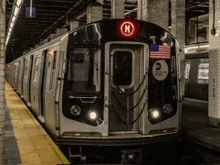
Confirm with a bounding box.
[5,0,209,63]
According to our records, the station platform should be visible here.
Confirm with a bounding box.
[5,82,70,165]
[181,98,220,153]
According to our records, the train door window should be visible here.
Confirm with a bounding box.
[112,50,133,86]
[33,57,41,83]
[24,58,28,77]
[67,47,101,93]
[49,50,57,91]
[17,61,21,79]
[197,63,209,84]
[185,63,190,79]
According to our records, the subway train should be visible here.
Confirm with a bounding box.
[6,19,182,164]
[184,44,209,101]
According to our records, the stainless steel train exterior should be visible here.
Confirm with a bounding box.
[6,19,182,163]
[184,44,209,100]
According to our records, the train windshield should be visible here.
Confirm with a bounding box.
[67,47,101,93]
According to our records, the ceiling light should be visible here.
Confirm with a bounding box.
[10,22,14,28]
[12,16,16,23]
[16,0,22,6]
[14,6,19,16]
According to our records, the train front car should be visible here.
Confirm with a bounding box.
[59,19,181,163]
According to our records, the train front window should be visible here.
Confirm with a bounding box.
[113,51,132,86]
[67,48,101,93]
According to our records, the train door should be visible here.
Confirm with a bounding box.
[28,55,34,105]
[17,60,22,94]
[23,55,33,105]
[105,42,149,134]
[39,50,48,123]
[31,53,43,118]
[21,58,25,97]
[23,57,29,103]
[44,47,60,135]
[14,61,19,90]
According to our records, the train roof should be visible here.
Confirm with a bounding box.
[67,19,177,46]
[7,19,178,64]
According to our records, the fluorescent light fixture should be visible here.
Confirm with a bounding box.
[14,6,19,16]
[6,0,23,47]
[12,16,16,23]
[10,22,14,28]
[16,0,22,6]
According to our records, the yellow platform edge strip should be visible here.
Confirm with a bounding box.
[5,81,70,164]
[45,135,70,164]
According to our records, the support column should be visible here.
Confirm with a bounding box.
[0,0,5,164]
[111,0,125,19]
[208,0,220,127]
[87,5,103,23]
[171,0,185,102]
[70,20,79,31]
[171,0,185,47]
[137,0,169,30]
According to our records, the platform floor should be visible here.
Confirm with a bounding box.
[5,82,70,165]
[182,98,220,152]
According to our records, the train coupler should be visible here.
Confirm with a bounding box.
[68,146,86,164]
[121,148,142,164]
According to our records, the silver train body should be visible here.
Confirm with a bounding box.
[184,44,209,100]
[6,19,182,161]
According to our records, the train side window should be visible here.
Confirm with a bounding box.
[33,57,41,83]
[52,51,57,69]
[49,51,57,91]
[113,51,132,86]
[24,61,28,75]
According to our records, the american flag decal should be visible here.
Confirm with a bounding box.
[150,44,171,59]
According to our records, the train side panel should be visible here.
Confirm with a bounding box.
[184,51,209,100]
[14,60,19,90]
[17,58,25,97]
[23,55,34,105]
[43,43,63,136]
[30,51,44,117]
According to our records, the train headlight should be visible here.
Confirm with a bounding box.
[149,108,161,120]
[88,111,98,121]
[70,105,81,116]
[163,104,172,114]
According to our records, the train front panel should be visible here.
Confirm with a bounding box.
[58,19,181,145]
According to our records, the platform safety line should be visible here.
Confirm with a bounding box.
[45,135,70,164]
[5,82,70,164]
[25,110,70,164]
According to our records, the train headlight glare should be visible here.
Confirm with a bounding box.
[88,111,98,120]
[149,108,161,119]
[163,104,172,114]
[70,105,81,116]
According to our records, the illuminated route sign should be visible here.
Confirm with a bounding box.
[118,20,137,38]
